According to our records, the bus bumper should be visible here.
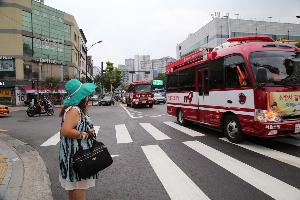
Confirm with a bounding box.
[243,119,300,137]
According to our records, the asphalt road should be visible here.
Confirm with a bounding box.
[1,103,300,200]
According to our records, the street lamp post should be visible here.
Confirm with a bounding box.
[86,40,102,82]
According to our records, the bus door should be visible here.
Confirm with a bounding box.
[197,68,209,122]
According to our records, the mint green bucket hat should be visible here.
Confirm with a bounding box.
[63,79,96,106]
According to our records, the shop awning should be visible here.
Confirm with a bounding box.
[21,86,66,94]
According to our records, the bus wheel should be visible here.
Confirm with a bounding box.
[149,104,153,108]
[177,109,188,126]
[223,115,245,143]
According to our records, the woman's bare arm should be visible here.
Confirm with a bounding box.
[61,108,82,139]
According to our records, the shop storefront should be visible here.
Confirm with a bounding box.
[18,86,66,105]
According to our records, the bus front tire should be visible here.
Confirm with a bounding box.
[223,115,245,143]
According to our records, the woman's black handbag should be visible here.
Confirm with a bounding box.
[72,140,113,179]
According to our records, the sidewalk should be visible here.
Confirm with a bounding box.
[9,105,64,113]
[0,133,53,200]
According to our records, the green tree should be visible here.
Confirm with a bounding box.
[155,72,165,80]
[295,42,300,48]
[93,61,122,93]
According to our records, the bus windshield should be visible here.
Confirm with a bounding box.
[250,51,300,86]
[134,84,151,92]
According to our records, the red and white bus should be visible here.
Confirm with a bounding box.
[125,80,154,108]
[166,35,300,143]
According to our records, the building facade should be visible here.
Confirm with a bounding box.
[79,29,87,80]
[134,55,150,81]
[125,56,176,83]
[177,17,300,58]
[118,64,129,86]
[0,0,82,105]
[125,58,135,83]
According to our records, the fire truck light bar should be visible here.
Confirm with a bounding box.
[227,35,274,43]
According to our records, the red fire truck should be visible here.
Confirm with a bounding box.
[125,80,154,108]
[166,35,300,143]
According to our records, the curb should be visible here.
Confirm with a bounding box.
[0,133,53,200]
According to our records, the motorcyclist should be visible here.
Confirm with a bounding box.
[31,96,41,113]
[42,97,49,112]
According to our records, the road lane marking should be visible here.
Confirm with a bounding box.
[164,121,204,137]
[41,126,100,147]
[220,137,300,169]
[115,124,133,143]
[183,140,300,200]
[142,145,210,200]
[272,137,300,147]
[140,123,171,140]
[40,132,60,147]
[119,104,143,119]
[150,114,163,118]
[111,155,119,158]
[0,129,8,132]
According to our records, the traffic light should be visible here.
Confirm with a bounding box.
[101,62,106,75]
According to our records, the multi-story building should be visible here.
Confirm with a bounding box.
[124,56,176,83]
[118,64,129,86]
[152,57,176,74]
[79,29,87,80]
[0,0,83,105]
[125,58,134,83]
[139,57,176,81]
[177,17,300,58]
[134,55,150,81]
[87,56,93,80]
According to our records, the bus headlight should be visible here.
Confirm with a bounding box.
[255,109,282,122]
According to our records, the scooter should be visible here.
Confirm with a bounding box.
[26,102,54,117]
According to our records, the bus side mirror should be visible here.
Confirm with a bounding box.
[256,68,268,83]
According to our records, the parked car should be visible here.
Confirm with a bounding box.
[0,104,9,116]
[90,95,99,101]
[98,96,114,106]
[154,93,166,104]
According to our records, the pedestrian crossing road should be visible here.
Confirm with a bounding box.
[40,119,300,200]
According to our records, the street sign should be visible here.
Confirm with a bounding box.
[152,80,164,86]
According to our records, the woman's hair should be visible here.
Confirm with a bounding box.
[59,97,88,117]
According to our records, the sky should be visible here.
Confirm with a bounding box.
[46,0,300,67]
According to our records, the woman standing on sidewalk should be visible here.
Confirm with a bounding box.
[59,79,97,200]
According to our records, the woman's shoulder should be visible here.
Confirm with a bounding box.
[64,106,81,119]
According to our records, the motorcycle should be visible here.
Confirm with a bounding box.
[26,101,54,117]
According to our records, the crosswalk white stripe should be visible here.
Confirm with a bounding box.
[164,121,204,137]
[142,145,210,200]
[220,137,300,169]
[115,124,133,143]
[272,137,300,147]
[140,123,171,140]
[41,132,60,147]
[184,140,300,200]
[41,126,101,147]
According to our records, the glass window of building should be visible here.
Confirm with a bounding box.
[22,11,32,32]
[23,36,33,57]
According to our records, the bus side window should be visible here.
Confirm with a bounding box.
[204,69,209,96]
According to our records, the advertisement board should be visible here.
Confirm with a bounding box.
[269,92,300,116]
[0,59,14,72]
